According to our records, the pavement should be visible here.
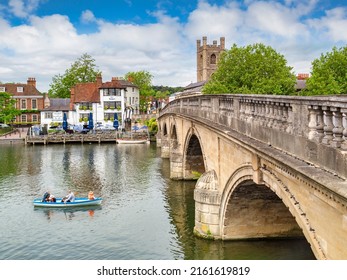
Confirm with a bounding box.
[0,127,28,140]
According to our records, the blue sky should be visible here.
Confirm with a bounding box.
[1,0,347,92]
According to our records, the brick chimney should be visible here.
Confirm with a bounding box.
[70,87,75,111]
[27,77,36,87]
[96,75,102,87]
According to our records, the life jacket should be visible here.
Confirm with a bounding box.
[88,191,95,200]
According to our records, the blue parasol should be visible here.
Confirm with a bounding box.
[113,113,119,130]
[63,112,68,131]
[88,112,93,130]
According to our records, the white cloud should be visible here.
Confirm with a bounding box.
[245,1,308,38]
[1,0,347,92]
[185,1,243,41]
[9,0,44,18]
[80,10,97,24]
[307,7,347,41]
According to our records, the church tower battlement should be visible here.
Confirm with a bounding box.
[197,36,225,82]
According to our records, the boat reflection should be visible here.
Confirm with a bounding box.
[34,205,102,221]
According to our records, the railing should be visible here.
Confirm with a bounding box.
[160,94,347,178]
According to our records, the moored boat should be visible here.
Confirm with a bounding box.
[116,138,149,144]
[33,197,102,208]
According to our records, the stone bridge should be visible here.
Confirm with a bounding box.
[157,94,347,260]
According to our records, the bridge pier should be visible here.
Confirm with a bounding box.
[194,170,222,239]
[170,150,184,179]
[160,137,170,158]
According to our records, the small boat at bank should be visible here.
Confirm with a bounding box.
[33,197,102,208]
[116,138,149,144]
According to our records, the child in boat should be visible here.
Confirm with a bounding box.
[88,191,95,200]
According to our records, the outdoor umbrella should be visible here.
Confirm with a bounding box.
[88,112,93,130]
[113,113,119,130]
[63,112,68,131]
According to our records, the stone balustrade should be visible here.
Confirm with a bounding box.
[160,94,347,179]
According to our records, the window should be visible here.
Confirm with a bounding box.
[79,102,92,110]
[80,113,89,122]
[103,89,110,96]
[32,114,38,123]
[210,54,216,64]
[104,113,114,120]
[21,99,27,109]
[17,87,23,92]
[45,112,53,119]
[104,101,121,109]
[21,114,27,123]
[0,87,5,92]
[32,99,37,109]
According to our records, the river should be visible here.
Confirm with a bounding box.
[0,142,315,260]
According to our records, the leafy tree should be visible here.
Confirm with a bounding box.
[0,92,21,124]
[48,53,101,98]
[203,43,296,95]
[152,85,184,95]
[145,117,158,134]
[305,46,347,95]
[125,70,155,113]
[155,90,170,100]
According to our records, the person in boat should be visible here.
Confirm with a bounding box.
[61,190,75,203]
[88,191,95,200]
[42,191,50,202]
[48,194,56,202]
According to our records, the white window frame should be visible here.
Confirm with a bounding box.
[32,99,37,109]
[21,114,27,123]
[17,87,23,93]
[32,114,38,123]
[21,99,27,109]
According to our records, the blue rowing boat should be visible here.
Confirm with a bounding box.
[33,197,102,208]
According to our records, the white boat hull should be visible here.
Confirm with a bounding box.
[117,139,149,144]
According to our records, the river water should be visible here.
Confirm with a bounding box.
[0,143,315,260]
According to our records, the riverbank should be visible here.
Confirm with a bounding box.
[0,127,27,144]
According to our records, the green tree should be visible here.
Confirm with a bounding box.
[203,43,296,95]
[305,46,347,95]
[0,92,21,124]
[125,70,155,113]
[48,53,101,98]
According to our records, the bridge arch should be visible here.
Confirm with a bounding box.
[219,164,325,259]
[183,128,206,180]
[170,123,178,150]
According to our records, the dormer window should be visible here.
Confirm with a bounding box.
[0,87,5,92]
[17,87,23,93]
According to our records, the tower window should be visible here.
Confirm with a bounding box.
[210,54,217,64]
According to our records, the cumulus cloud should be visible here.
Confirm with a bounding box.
[307,7,347,41]
[1,0,347,91]
[80,10,97,24]
[9,0,44,18]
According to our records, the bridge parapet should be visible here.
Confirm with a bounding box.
[160,94,347,179]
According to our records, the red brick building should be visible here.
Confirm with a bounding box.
[0,78,44,125]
